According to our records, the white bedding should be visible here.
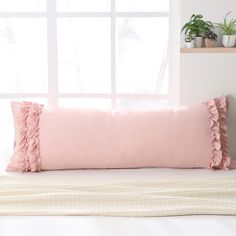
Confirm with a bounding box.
[0,168,236,216]
[0,168,236,236]
[1,215,236,236]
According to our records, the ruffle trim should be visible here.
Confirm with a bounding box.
[203,96,231,170]
[7,101,44,172]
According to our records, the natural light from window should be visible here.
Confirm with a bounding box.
[0,0,175,166]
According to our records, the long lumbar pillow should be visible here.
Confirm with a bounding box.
[7,96,231,172]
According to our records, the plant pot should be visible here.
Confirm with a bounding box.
[195,37,203,48]
[186,40,195,48]
[205,38,215,48]
[222,35,236,47]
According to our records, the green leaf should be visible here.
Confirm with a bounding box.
[214,12,236,35]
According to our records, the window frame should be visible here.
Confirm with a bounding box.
[0,0,180,107]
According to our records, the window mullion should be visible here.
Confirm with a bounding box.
[47,0,58,106]
[111,0,116,109]
[55,12,169,17]
[0,12,47,17]
[168,0,179,106]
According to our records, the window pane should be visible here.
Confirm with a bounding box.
[116,17,169,94]
[57,0,110,12]
[58,18,111,93]
[0,18,47,93]
[0,0,46,12]
[116,0,169,12]
[117,99,168,109]
[59,98,111,109]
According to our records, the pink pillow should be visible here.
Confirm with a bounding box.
[7,96,231,172]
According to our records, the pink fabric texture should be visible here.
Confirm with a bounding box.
[7,102,44,172]
[7,96,231,172]
[203,96,231,169]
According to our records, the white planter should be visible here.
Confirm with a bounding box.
[222,35,236,47]
[195,37,203,48]
[186,40,195,48]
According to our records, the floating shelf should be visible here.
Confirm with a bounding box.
[181,47,236,53]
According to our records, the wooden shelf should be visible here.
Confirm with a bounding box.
[180,47,236,53]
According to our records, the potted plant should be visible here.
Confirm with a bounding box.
[185,34,195,48]
[181,14,214,48]
[204,30,217,48]
[215,11,236,47]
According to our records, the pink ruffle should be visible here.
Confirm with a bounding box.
[204,96,231,170]
[26,103,44,172]
[7,102,43,172]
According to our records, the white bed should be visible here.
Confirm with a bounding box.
[1,215,236,236]
[0,168,236,235]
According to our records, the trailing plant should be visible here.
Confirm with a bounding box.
[181,14,214,41]
[215,11,236,35]
[204,30,217,41]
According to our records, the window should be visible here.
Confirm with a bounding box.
[0,0,179,165]
[0,0,178,108]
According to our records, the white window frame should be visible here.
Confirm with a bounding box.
[0,0,180,107]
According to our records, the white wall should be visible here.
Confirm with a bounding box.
[180,0,236,159]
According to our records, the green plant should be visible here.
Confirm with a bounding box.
[204,30,217,41]
[181,14,214,41]
[215,11,236,35]
[184,34,195,42]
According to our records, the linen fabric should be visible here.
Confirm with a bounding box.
[1,168,236,216]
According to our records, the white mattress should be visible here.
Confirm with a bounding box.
[1,168,236,235]
[3,167,236,181]
[0,215,236,236]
